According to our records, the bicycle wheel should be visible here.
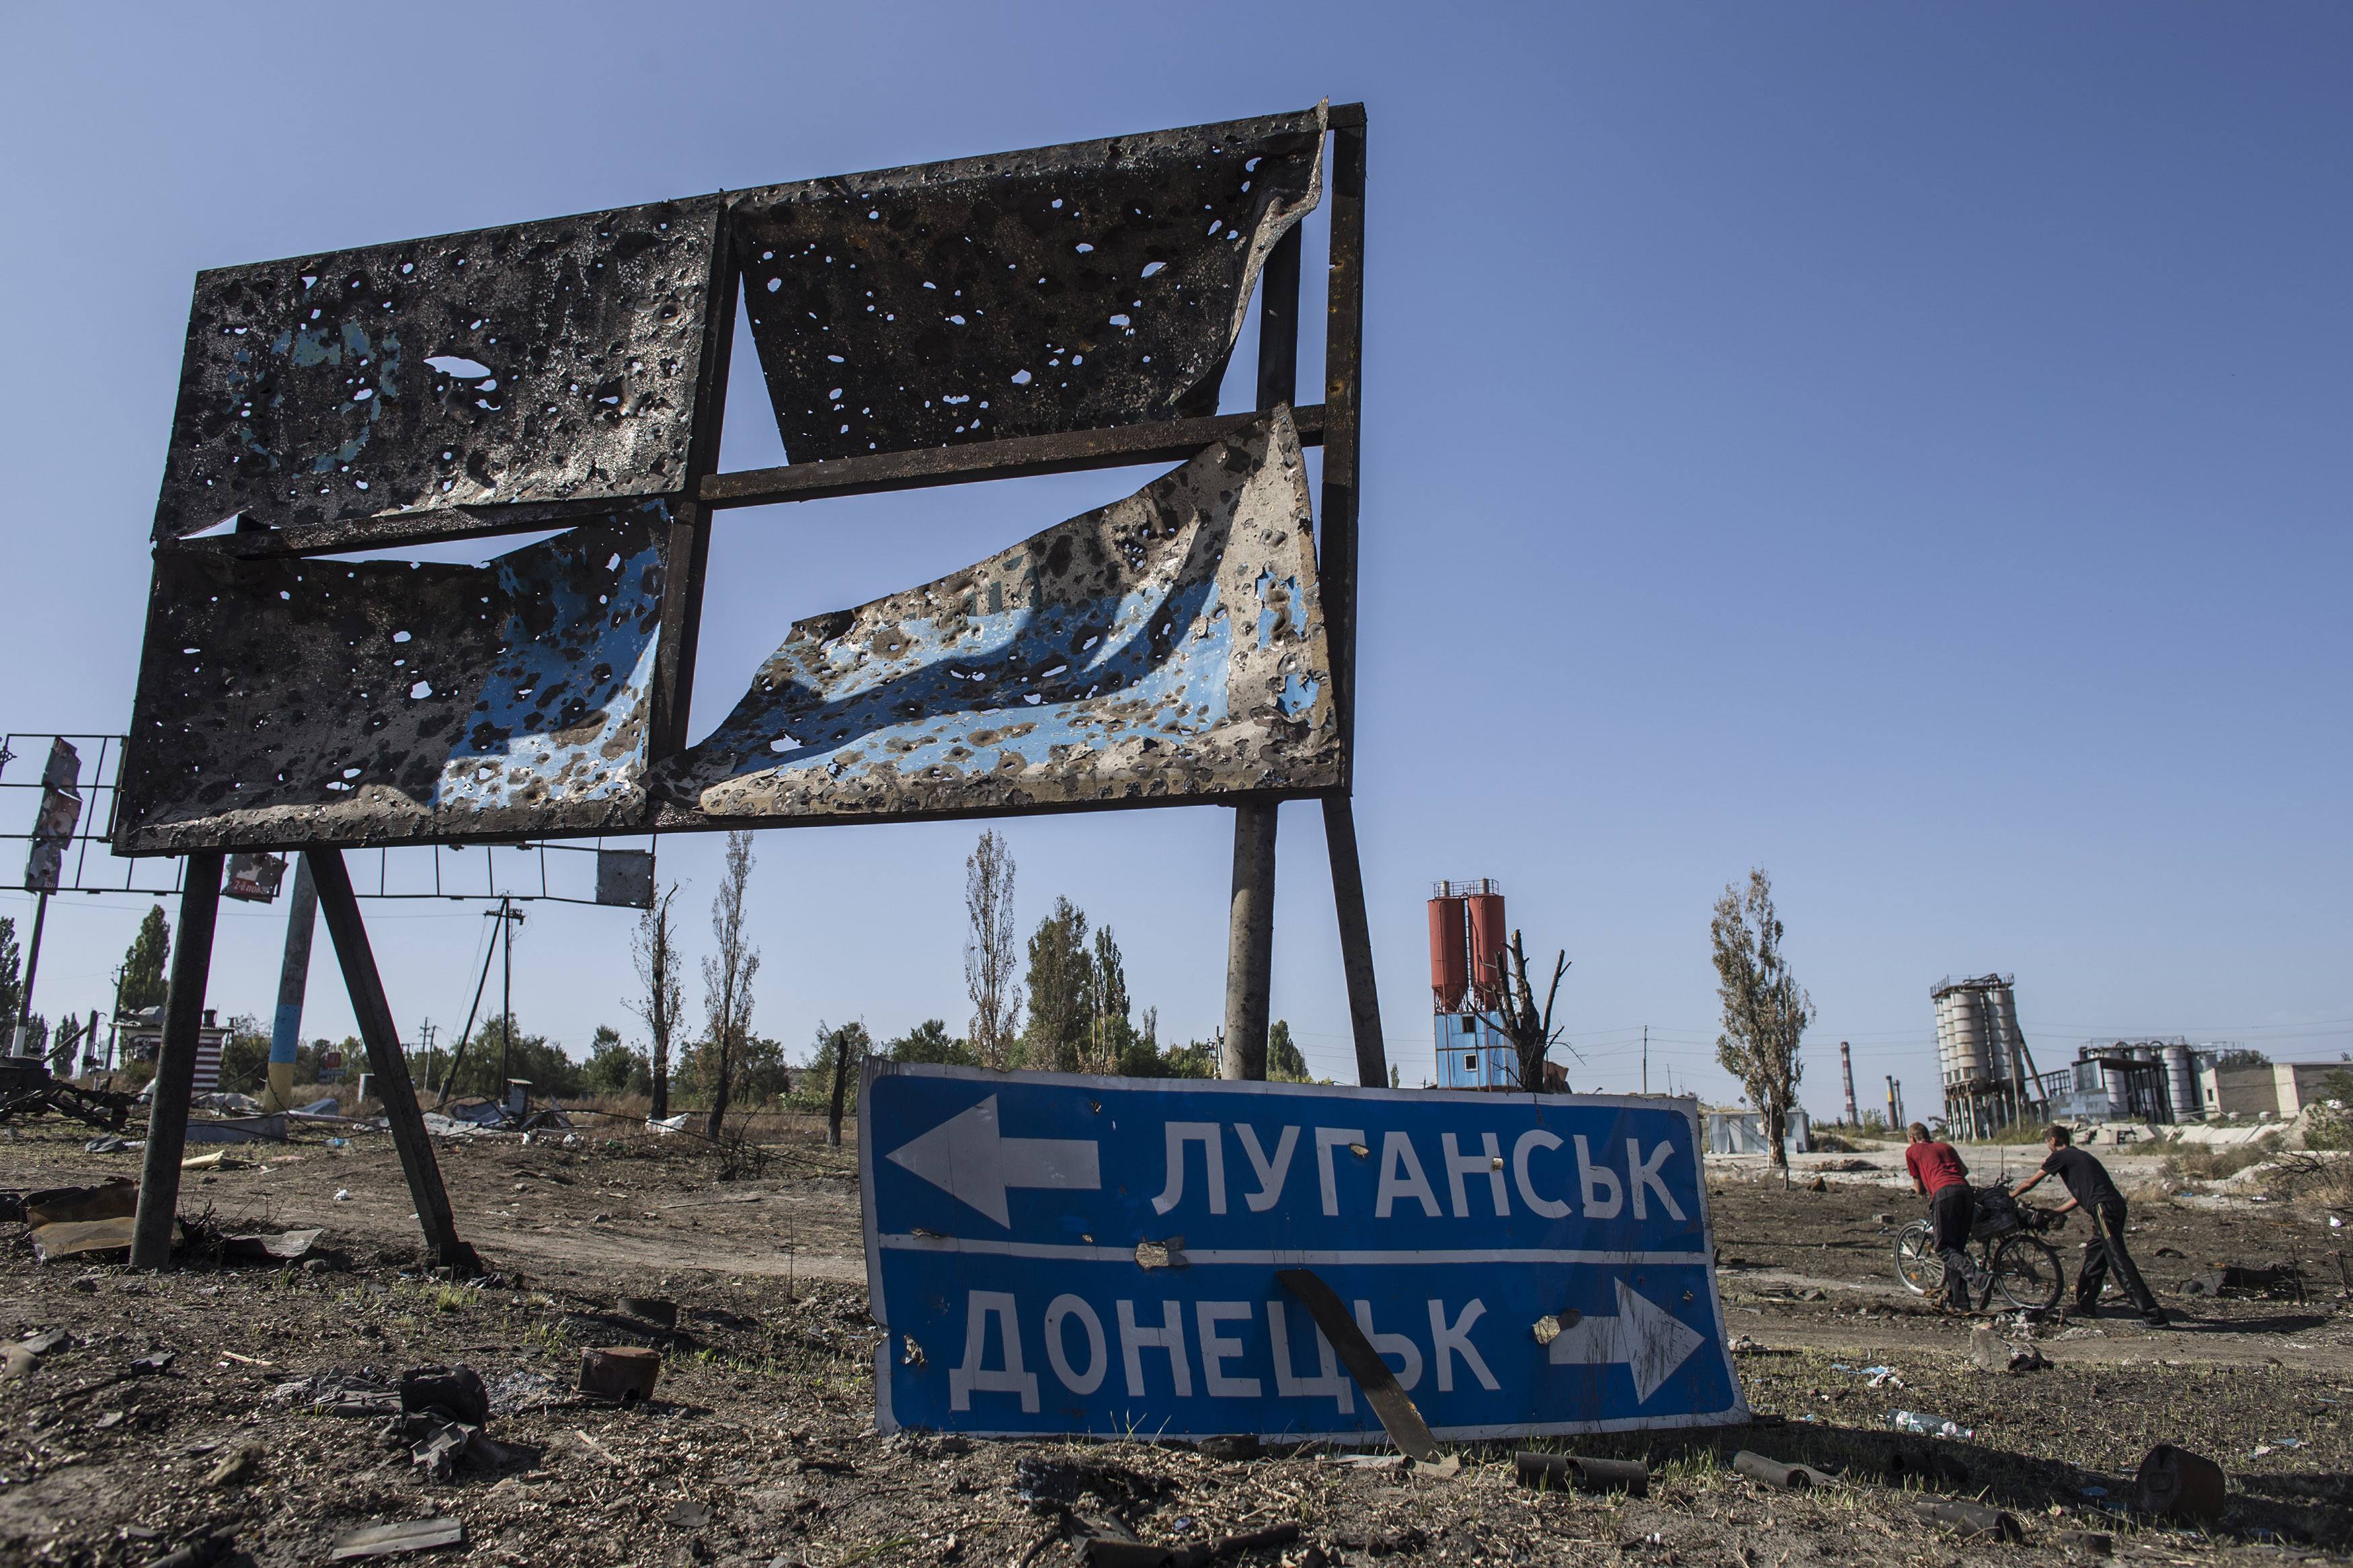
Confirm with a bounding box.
[1894,1221,1943,1296]
[1989,1233,2065,1312]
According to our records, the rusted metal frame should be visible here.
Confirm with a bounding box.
[650,214,743,759]
[1219,222,1305,1083]
[1313,117,1386,1087]
[1318,120,1367,782]
[1275,1267,1441,1462]
[1324,794,1387,1088]
[171,404,1328,561]
[697,405,1328,512]
[309,847,480,1274]
[128,849,225,1268]
[172,493,647,561]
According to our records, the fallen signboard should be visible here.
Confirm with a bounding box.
[859,1064,1747,1441]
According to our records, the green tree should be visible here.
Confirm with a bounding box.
[629,886,685,1119]
[963,831,1022,1070]
[217,1014,271,1092]
[699,832,760,1139]
[1267,1019,1310,1082]
[889,1019,978,1066]
[119,906,171,1014]
[444,1018,584,1101]
[1081,924,1133,1075]
[1022,897,1090,1071]
[1710,868,1813,1179]
[2213,1048,2270,1071]
[48,1013,81,1077]
[584,1024,651,1097]
[0,916,19,1029]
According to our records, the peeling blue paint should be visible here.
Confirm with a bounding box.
[660,407,1339,825]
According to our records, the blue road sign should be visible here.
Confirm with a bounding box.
[860,1065,1747,1441]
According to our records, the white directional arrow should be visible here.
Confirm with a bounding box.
[884,1094,1101,1227]
[1544,1279,1710,1403]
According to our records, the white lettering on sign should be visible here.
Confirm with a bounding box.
[1152,1122,1227,1215]
[1429,1298,1499,1392]
[1513,1128,1570,1219]
[1628,1139,1687,1221]
[1314,1126,1365,1216]
[950,1290,1039,1412]
[1575,1134,1624,1219]
[1044,1293,1107,1396]
[1113,1118,1685,1225]
[1118,1298,1193,1396]
[1267,1299,1354,1413]
[1375,1130,1441,1219]
[1195,1302,1261,1398]
[1235,1124,1299,1212]
[1441,1131,1509,1219]
[1353,1298,1425,1390]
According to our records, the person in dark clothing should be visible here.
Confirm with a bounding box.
[1904,1122,1989,1311]
[2015,1124,2167,1325]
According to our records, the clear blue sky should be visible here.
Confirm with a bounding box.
[3,3,2347,1110]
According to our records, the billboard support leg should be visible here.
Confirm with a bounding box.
[128,850,226,1269]
[310,848,480,1275]
[1222,802,1278,1081]
[1322,795,1387,1087]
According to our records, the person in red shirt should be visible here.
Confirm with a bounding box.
[1905,1122,1989,1311]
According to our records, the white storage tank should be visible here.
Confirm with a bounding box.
[2162,1042,2199,1122]
[1933,983,1991,1087]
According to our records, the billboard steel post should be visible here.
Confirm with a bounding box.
[1317,114,1384,1085]
[310,848,479,1274]
[128,849,226,1269]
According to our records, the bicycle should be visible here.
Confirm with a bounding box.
[1892,1184,2068,1312]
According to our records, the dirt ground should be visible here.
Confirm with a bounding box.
[1,1116,2347,1567]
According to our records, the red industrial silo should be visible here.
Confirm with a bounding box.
[1466,884,1509,1007]
[1427,894,1468,1010]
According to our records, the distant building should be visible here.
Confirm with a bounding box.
[120,1006,231,1094]
[1703,1106,1810,1157]
[2199,1060,2349,1120]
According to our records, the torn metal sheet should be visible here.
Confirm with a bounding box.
[729,106,1325,463]
[657,407,1337,825]
[151,198,723,539]
[115,515,667,853]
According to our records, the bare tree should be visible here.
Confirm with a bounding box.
[701,832,761,1140]
[1710,868,1812,1180]
[963,830,1021,1069]
[1494,930,1572,1091]
[629,884,684,1120]
[817,1020,870,1148]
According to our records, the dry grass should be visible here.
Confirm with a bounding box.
[2159,1133,2281,1185]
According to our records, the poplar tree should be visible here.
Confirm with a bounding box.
[1710,868,1812,1178]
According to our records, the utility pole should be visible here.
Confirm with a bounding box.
[263,853,319,1112]
[1640,1025,1648,1096]
[417,1020,438,1094]
[493,899,523,1110]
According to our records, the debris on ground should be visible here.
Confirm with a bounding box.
[327,1516,467,1560]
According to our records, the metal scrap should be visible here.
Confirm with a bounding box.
[153,198,722,539]
[728,107,1325,463]
[660,408,1338,824]
[117,515,667,853]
